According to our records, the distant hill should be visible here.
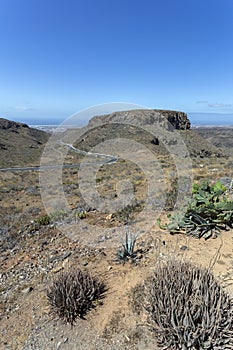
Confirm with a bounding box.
[88,109,191,130]
[74,109,226,159]
[193,127,233,156]
[0,118,49,167]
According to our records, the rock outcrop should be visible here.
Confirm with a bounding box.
[88,109,191,130]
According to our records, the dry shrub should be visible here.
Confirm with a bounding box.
[47,269,106,325]
[144,260,233,349]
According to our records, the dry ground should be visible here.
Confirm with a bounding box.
[0,148,233,349]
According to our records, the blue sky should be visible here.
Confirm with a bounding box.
[0,0,233,125]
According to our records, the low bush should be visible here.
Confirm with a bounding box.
[49,209,68,221]
[144,260,233,349]
[36,214,51,226]
[47,269,106,325]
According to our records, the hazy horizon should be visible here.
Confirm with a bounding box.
[2,111,232,127]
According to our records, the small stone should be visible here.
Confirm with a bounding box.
[62,251,71,260]
[48,256,58,263]
[22,286,34,294]
[51,266,63,274]
[56,341,62,349]
[219,177,233,189]
[62,259,69,268]
[180,245,188,251]
[106,214,113,220]
[80,261,88,266]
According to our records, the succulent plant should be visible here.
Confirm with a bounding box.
[116,229,138,261]
[160,180,233,239]
[144,260,233,349]
[47,269,106,325]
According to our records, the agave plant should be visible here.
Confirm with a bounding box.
[116,229,138,261]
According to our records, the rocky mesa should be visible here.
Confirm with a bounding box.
[75,109,225,159]
[88,109,191,130]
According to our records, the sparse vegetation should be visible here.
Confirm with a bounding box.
[46,269,107,325]
[141,260,233,349]
[75,210,87,219]
[113,200,144,223]
[1,118,233,349]
[35,214,51,226]
[49,209,68,222]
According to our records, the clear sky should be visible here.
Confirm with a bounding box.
[0,0,233,125]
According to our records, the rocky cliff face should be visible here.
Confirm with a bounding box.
[155,110,191,130]
[88,109,191,130]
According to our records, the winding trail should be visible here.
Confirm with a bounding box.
[0,142,118,172]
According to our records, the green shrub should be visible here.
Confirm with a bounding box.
[36,214,51,226]
[159,180,233,239]
[114,200,143,223]
[75,210,87,219]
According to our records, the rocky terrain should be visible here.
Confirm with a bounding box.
[0,112,232,350]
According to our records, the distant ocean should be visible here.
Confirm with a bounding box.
[188,113,233,126]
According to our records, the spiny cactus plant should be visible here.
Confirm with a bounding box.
[145,260,233,349]
[46,269,106,325]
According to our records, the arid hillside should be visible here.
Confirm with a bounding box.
[0,118,49,167]
[0,114,232,350]
[193,126,233,156]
